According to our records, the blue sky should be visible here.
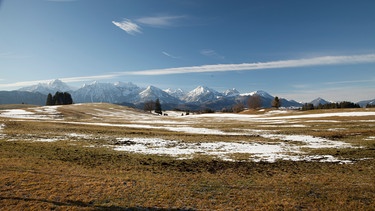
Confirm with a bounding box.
[0,0,374,102]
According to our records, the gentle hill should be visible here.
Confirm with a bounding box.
[0,104,39,110]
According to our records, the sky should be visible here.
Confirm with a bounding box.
[0,0,374,102]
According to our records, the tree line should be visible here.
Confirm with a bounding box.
[231,95,281,113]
[301,101,360,111]
[46,92,73,105]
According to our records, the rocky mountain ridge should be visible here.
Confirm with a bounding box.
[0,79,373,110]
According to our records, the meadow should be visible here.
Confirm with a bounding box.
[0,103,374,210]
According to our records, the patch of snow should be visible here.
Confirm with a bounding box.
[327,128,346,131]
[0,107,62,120]
[112,137,354,163]
[260,134,350,148]
[364,136,375,141]
[68,133,92,139]
[0,109,35,118]
[265,110,290,115]
[0,123,5,138]
[34,138,60,142]
[266,112,375,119]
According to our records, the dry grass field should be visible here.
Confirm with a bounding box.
[1,103,374,210]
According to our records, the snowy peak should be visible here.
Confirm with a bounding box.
[138,86,180,104]
[18,79,73,95]
[73,82,123,103]
[47,79,71,90]
[240,90,273,99]
[310,97,330,107]
[164,88,186,100]
[223,88,240,97]
[183,86,221,103]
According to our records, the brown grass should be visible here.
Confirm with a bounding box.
[1,104,375,210]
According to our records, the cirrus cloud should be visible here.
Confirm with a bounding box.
[112,19,141,35]
[128,54,375,75]
[136,15,187,27]
[1,54,374,90]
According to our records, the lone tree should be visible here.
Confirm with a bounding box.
[247,94,261,109]
[232,102,245,113]
[272,96,281,109]
[154,98,162,115]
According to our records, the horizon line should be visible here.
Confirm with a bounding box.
[1,53,374,89]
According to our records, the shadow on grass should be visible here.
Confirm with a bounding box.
[0,196,195,210]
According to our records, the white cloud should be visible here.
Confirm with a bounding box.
[128,54,375,75]
[325,78,375,85]
[112,19,141,35]
[1,54,374,91]
[200,49,225,60]
[0,74,118,90]
[162,51,179,59]
[136,15,186,27]
[46,0,77,2]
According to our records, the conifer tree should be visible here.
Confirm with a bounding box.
[46,93,53,105]
[272,96,281,109]
[155,98,162,115]
[49,92,73,105]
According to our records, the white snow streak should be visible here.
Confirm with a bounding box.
[113,137,352,163]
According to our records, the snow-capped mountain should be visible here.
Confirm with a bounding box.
[223,88,240,97]
[136,86,180,104]
[14,79,374,110]
[18,79,73,95]
[114,81,141,97]
[72,81,126,103]
[164,88,186,100]
[357,99,375,107]
[183,86,222,103]
[310,97,330,107]
[241,90,274,99]
[11,80,305,109]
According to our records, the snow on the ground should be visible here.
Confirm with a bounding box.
[261,134,351,148]
[0,109,35,118]
[113,137,353,163]
[364,136,375,140]
[0,123,5,138]
[1,105,373,163]
[264,111,375,119]
[0,106,62,120]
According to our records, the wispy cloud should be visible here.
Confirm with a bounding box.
[162,51,180,59]
[129,54,375,75]
[0,74,118,89]
[200,49,225,60]
[112,19,141,35]
[1,54,374,90]
[325,78,375,85]
[136,15,186,27]
[46,0,77,2]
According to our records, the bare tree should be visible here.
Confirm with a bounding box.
[232,102,245,113]
[247,94,261,109]
[143,100,155,113]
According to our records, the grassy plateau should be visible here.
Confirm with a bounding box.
[0,103,374,210]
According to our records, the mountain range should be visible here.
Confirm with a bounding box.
[1,79,374,110]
